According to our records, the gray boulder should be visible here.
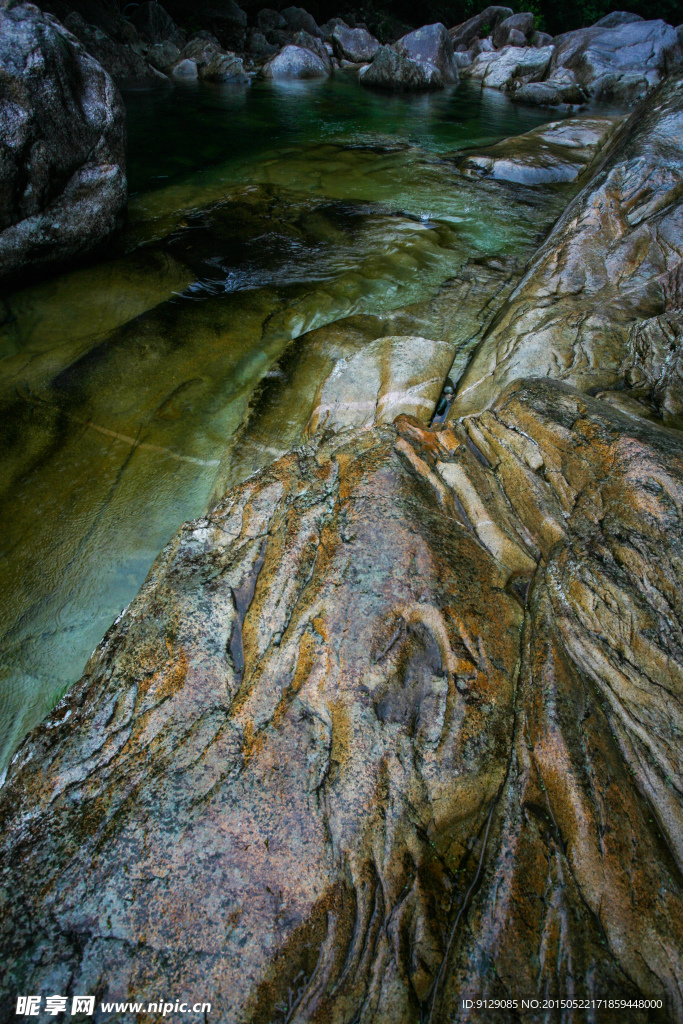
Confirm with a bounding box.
[519,18,680,106]
[396,22,458,84]
[131,2,185,47]
[493,12,534,48]
[262,43,329,78]
[0,2,127,280]
[331,25,379,63]
[463,44,553,90]
[321,16,349,42]
[593,11,644,28]
[281,6,323,39]
[453,50,474,68]
[293,30,333,69]
[449,6,513,49]
[360,44,443,90]
[190,0,247,49]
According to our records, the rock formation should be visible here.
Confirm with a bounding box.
[2,14,683,1024]
[360,23,457,91]
[0,1,127,281]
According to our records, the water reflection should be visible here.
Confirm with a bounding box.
[0,76,572,772]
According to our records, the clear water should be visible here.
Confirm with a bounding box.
[0,75,572,772]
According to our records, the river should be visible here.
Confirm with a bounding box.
[0,72,573,772]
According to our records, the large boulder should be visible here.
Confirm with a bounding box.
[359,44,443,90]
[131,1,185,47]
[449,5,512,49]
[515,18,679,106]
[147,39,181,70]
[395,22,458,84]
[293,29,332,70]
[262,43,329,79]
[331,25,379,63]
[462,45,553,90]
[173,0,247,50]
[248,28,278,56]
[492,11,534,47]
[0,2,127,281]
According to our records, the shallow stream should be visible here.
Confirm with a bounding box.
[0,73,574,770]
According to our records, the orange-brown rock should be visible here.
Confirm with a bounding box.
[1,378,682,1022]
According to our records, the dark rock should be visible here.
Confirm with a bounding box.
[360,44,443,89]
[0,2,127,281]
[181,32,222,65]
[147,39,181,70]
[506,27,527,46]
[281,6,323,39]
[183,0,247,50]
[331,25,379,63]
[62,10,168,84]
[530,29,553,47]
[492,12,534,48]
[257,7,285,34]
[248,28,278,56]
[396,22,458,84]
[593,11,644,28]
[453,50,473,68]
[469,36,494,57]
[262,43,329,78]
[131,1,185,47]
[449,5,513,49]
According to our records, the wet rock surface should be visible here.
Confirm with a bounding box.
[0,1,127,280]
[455,114,623,184]
[262,43,329,78]
[451,72,683,417]
[2,16,683,1024]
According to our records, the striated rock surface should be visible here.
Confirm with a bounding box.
[452,72,683,418]
[0,1,127,281]
[455,114,624,184]
[462,44,553,91]
[3,19,683,1024]
[515,17,679,106]
[360,44,442,91]
[2,372,683,1020]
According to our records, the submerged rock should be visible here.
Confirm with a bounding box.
[0,2,127,280]
[262,43,330,79]
[456,114,623,184]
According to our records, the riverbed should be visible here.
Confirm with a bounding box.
[0,73,574,772]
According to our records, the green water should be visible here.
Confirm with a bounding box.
[0,75,571,773]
